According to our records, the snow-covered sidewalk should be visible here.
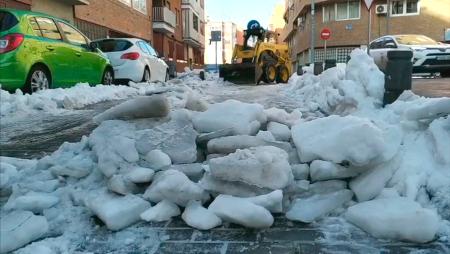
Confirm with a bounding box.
[1,50,449,253]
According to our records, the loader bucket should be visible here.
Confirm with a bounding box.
[219,63,263,85]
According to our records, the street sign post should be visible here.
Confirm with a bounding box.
[363,0,375,44]
[320,28,331,60]
[210,31,222,72]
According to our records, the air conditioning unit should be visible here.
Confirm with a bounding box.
[376,4,388,15]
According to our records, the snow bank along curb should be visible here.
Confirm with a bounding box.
[1,50,449,253]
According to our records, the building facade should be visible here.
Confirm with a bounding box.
[152,0,186,71]
[282,0,450,67]
[205,21,238,65]
[2,0,153,41]
[74,0,153,41]
[182,0,205,68]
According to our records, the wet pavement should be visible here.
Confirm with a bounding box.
[412,77,450,98]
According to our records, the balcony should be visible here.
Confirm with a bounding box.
[153,7,176,34]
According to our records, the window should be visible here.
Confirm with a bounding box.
[35,17,62,40]
[132,0,147,14]
[369,39,383,49]
[391,0,419,16]
[28,17,42,36]
[97,39,133,52]
[145,43,158,57]
[119,0,131,6]
[323,5,335,23]
[323,0,360,22]
[0,11,19,32]
[193,14,199,32]
[58,22,87,45]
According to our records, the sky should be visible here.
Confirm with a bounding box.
[205,0,283,29]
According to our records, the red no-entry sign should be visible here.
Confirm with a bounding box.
[320,28,331,40]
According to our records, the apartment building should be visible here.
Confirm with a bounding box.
[2,0,88,24]
[74,0,153,41]
[269,1,287,44]
[205,21,239,65]
[152,0,186,71]
[2,0,153,41]
[282,0,450,67]
[181,0,205,68]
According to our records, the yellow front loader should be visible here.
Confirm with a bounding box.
[219,21,292,85]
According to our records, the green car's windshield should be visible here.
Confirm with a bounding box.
[0,11,19,32]
[97,39,133,52]
[395,35,439,45]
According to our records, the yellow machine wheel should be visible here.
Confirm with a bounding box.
[276,65,290,83]
[264,64,277,83]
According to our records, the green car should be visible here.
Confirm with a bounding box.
[0,8,114,93]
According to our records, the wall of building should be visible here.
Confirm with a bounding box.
[205,21,238,65]
[1,0,31,9]
[31,0,75,23]
[284,0,450,65]
[74,0,153,41]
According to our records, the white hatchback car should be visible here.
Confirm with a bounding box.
[368,34,450,77]
[95,38,169,83]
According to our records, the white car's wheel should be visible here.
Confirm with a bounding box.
[142,68,150,82]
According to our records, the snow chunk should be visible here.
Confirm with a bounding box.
[86,193,150,231]
[192,100,267,135]
[199,171,271,197]
[107,175,139,195]
[208,195,274,228]
[182,201,222,230]
[286,189,353,223]
[143,169,209,207]
[291,164,310,180]
[350,156,401,202]
[136,117,198,164]
[310,160,359,182]
[404,98,450,121]
[256,131,276,142]
[93,95,169,123]
[264,107,302,127]
[207,135,266,154]
[140,200,180,222]
[292,115,401,166]
[345,198,439,243]
[428,117,450,165]
[0,211,49,253]
[143,149,172,170]
[7,192,59,213]
[209,146,293,190]
[267,122,291,142]
[171,163,204,182]
[243,190,283,213]
[89,121,139,177]
[345,48,385,102]
[124,166,155,183]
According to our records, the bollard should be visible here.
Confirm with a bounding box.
[199,71,205,81]
[314,62,323,75]
[297,65,304,76]
[383,50,413,106]
[324,59,337,70]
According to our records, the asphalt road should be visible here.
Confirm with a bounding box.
[412,77,450,98]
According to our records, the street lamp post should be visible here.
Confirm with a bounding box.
[310,0,316,64]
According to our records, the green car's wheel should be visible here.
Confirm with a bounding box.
[25,65,51,94]
[102,68,114,85]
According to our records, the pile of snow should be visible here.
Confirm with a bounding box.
[283,48,385,115]
[1,50,449,252]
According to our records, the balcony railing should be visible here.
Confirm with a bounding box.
[153,7,176,27]
[153,7,176,34]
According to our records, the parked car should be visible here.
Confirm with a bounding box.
[368,34,450,77]
[94,38,169,83]
[0,9,114,93]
